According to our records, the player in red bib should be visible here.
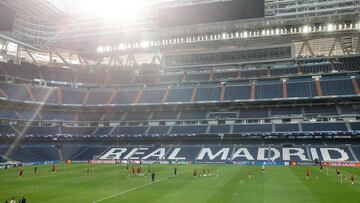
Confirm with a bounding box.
[131,164,135,175]
[306,169,311,180]
[193,168,198,177]
[137,165,142,175]
[18,168,24,177]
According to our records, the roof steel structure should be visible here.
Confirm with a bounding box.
[0,0,359,63]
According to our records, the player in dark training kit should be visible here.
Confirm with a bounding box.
[174,167,177,176]
[51,164,56,173]
[151,171,155,182]
[306,169,311,180]
[336,169,341,177]
[350,173,355,185]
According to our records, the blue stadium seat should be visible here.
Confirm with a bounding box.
[151,111,179,120]
[275,124,299,132]
[138,89,166,103]
[302,123,347,132]
[179,110,207,119]
[87,90,112,105]
[110,90,139,104]
[223,85,251,100]
[147,126,170,135]
[286,78,317,98]
[239,108,268,118]
[255,81,283,99]
[170,125,207,134]
[123,111,151,121]
[320,77,355,96]
[233,124,272,133]
[209,125,230,134]
[195,86,221,101]
[61,88,86,105]
[165,87,193,103]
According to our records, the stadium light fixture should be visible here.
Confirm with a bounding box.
[140,41,149,48]
[327,23,335,31]
[275,28,280,35]
[243,31,248,38]
[302,25,310,33]
[97,47,103,53]
[262,30,266,36]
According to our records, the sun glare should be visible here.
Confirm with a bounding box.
[79,0,148,22]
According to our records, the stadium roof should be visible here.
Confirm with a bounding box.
[0,0,359,57]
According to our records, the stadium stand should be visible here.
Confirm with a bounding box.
[0,3,359,166]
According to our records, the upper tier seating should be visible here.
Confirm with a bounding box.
[0,74,355,106]
[0,56,359,86]
[0,103,355,122]
[0,121,358,137]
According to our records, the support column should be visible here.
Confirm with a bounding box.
[209,69,214,81]
[282,79,287,98]
[314,76,323,97]
[237,71,242,79]
[82,90,90,105]
[220,83,226,101]
[267,66,271,77]
[351,76,360,95]
[297,63,302,74]
[0,87,8,98]
[57,88,62,105]
[182,72,187,82]
[251,81,256,100]
[134,89,143,103]
[328,37,338,56]
[24,48,38,65]
[190,86,198,102]
[107,90,118,104]
[162,88,170,103]
[54,52,68,64]
[25,86,36,101]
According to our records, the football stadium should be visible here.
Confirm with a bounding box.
[0,0,360,202]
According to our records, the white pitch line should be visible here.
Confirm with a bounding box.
[92,172,185,203]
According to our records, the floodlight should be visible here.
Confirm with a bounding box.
[327,23,335,31]
[78,0,148,22]
[243,31,248,38]
[140,41,149,48]
[302,25,310,33]
[97,46,103,53]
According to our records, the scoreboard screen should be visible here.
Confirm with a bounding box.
[159,0,264,28]
[0,2,15,31]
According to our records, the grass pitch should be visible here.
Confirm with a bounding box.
[0,163,359,203]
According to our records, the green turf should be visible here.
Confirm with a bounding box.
[0,164,359,203]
